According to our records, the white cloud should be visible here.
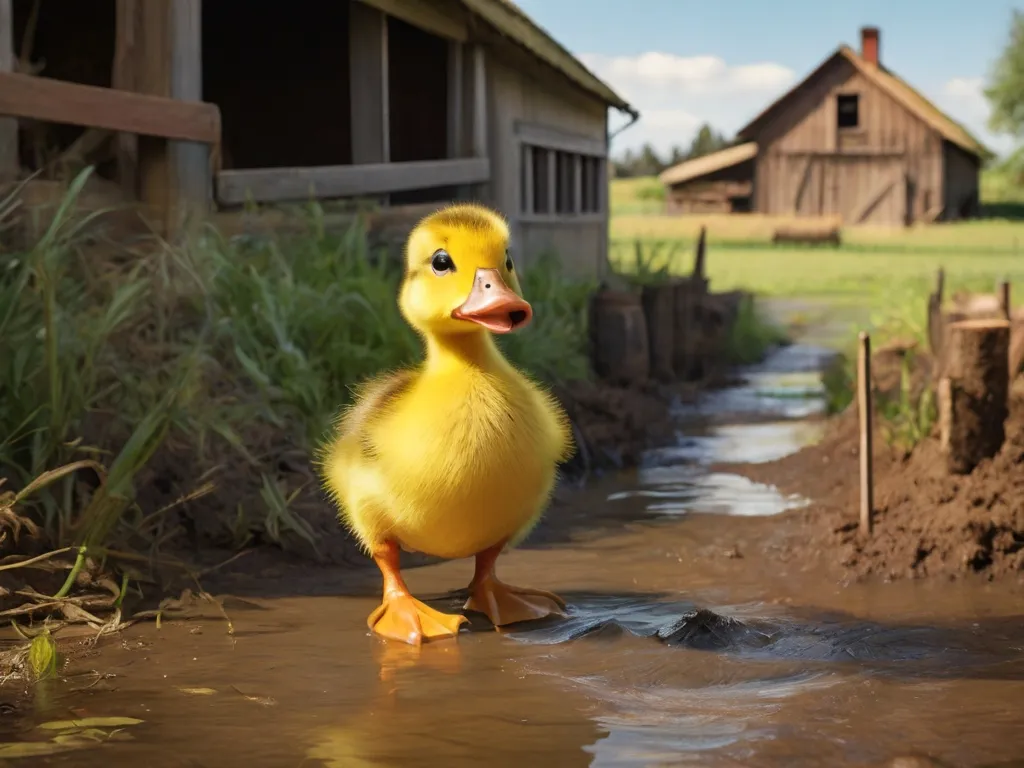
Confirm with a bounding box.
[580,51,796,157]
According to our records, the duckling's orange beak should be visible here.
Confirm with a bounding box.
[451,268,533,334]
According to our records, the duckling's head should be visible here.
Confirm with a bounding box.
[398,204,531,336]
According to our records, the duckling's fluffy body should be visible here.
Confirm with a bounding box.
[318,203,573,644]
[324,351,570,559]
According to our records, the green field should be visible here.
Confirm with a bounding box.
[610,169,1024,347]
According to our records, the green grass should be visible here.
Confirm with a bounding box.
[609,176,665,216]
[725,295,788,365]
[0,168,596,595]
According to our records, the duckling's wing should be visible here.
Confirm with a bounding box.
[339,369,417,457]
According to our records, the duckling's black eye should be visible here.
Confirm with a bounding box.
[431,249,455,275]
[505,252,514,272]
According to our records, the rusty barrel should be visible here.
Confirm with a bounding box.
[641,283,675,381]
[590,289,650,386]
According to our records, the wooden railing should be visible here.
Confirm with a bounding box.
[215,157,491,205]
[0,71,221,145]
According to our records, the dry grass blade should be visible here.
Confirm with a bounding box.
[0,547,73,572]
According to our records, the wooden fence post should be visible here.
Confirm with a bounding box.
[998,279,1011,321]
[857,331,874,535]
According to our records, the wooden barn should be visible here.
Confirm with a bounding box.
[0,0,636,277]
[659,27,989,226]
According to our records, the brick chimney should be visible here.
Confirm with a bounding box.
[861,26,880,66]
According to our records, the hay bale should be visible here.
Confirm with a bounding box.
[771,224,841,247]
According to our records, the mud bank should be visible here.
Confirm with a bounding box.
[732,350,1024,582]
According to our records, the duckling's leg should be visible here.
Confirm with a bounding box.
[464,541,567,627]
[368,540,468,646]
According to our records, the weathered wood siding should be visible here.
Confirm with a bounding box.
[753,57,942,226]
[486,44,609,279]
[942,140,980,221]
[666,159,754,214]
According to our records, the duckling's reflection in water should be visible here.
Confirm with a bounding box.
[373,636,464,684]
[305,633,599,767]
[305,640,465,766]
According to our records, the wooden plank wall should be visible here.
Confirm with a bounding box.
[0,0,16,181]
[754,57,942,225]
[485,42,609,278]
[942,140,980,221]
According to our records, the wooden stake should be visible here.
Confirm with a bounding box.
[998,279,1011,321]
[693,226,707,280]
[935,267,945,304]
[857,331,874,535]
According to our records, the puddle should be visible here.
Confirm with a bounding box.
[3,338,1024,767]
[608,472,808,518]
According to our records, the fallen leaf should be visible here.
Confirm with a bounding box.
[37,717,144,731]
[28,632,57,680]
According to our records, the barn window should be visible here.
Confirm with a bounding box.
[521,144,604,216]
[530,146,550,213]
[837,94,860,129]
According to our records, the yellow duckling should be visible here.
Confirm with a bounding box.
[319,203,574,645]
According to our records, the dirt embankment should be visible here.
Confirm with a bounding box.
[735,349,1024,582]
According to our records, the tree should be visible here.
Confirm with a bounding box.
[687,123,730,160]
[668,145,688,166]
[636,143,664,177]
[986,10,1024,138]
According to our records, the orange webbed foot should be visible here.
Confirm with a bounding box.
[464,575,567,627]
[368,594,468,646]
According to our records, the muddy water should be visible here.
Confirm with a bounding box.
[6,341,1024,768]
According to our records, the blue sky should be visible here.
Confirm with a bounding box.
[513,0,1017,158]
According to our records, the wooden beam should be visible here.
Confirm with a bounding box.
[0,71,221,144]
[170,0,209,229]
[446,41,463,158]
[546,147,556,214]
[850,165,905,224]
[216,157,491,206]
[135,0,173,228]
[793,155,814,214]
[572,154,582,214]
[514,121,606,158]
[521,144,534,214]
[447,40,469,200]
[469,44,487,158]
[0,0,16,181]
[350,3,389,165]
[113,0,139,196]
[355,0,467,42]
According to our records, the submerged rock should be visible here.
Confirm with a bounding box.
[655,608,771,651]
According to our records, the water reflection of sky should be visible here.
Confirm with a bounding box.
[608,345,829,520]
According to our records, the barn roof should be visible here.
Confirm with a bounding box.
[462,0,634,113]
[658,142,758,187]
[736,45,989,158]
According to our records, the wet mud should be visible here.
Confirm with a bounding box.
[1,323,1023,767]
[733,346,1024,583]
